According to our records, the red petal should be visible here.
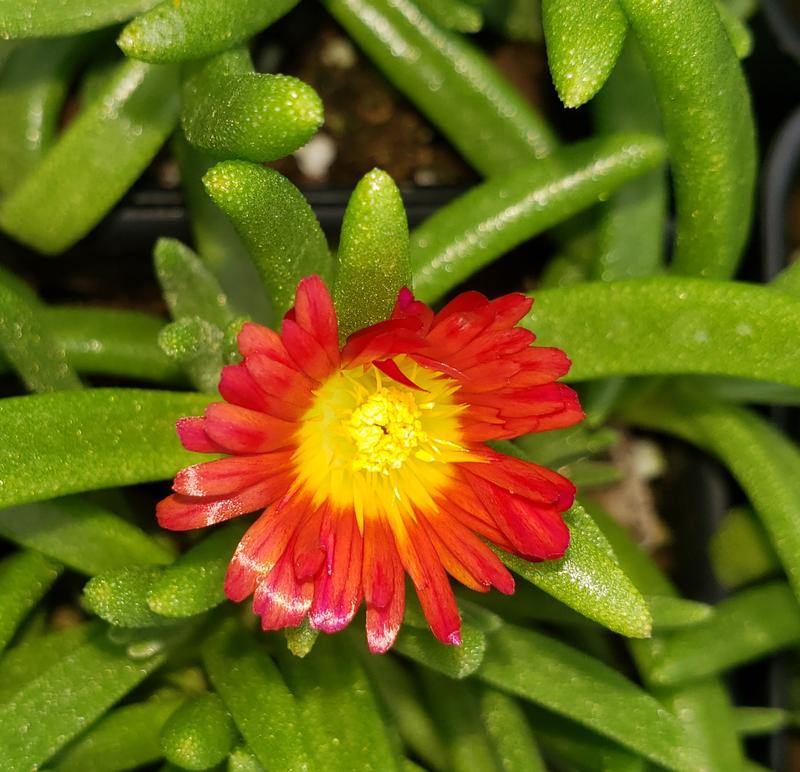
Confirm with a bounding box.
[373,359,424,391]
[292,504,327,580]
[291,275,340,367]
[395,521,461,646]
[281,318,336,382]
[238,323,294,366]
[173,452,290,498]
[157,476,286,531]
[218,364,304,422]
[391,287,434,331]
[485,293,532,331]
[253,549,313,630]
[309,509,363,633]
[421,510,514,594]
[204,403,297,454]
[363,517,405,653]
[463,450,574,507]
[340,317,425,368]
[176,416,224,454]
[224,495,303,601]
[245,353,315,406]
[463,471,571,560]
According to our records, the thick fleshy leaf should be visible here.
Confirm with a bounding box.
[84,567,174,628]
[0,276,81,393]
[393,620,487,679]
[276,635,402,771]
[633,582,800,686]
[0,625,166,770]
[710,508,780,589]
[647,596,713,631]
[497,503,652,637]
[0,36,94,192]
[528,278,800,387]
[56,697,185,772]
[588,503,745,770]
[154,238,235,329]
[173,134,271,324]
[542,0,628,108]
[419,670,500,772]
[147,520,248,617]
[37,307,181,383]
[0,0,157,37]
[734,707,791,737]
[360,651,448,772]
[528,706,646,772]
[0,59,179,254]
[592,38,666,281]
[0,623,97,702]
[161,693,236,770]
[203,620,308,771]
[656,680,746,772]
[481,690,546,772]
[411,134,665,303]
[0,496,174,575]
[0,389,209,508]
[477,624,701,771]
[334,169,411,339]
[0,550,62,653]
[118,0,299,62]
[323,0,556,177]
[203,161,332,318]
[181,48,322,163]
[615,0,755,278]
[412,0,482,32]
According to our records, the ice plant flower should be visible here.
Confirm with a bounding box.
[157,276,583,652]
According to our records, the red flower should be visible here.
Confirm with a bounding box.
[158,277,583,652]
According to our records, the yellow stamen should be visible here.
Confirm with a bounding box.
[292,356,471,526]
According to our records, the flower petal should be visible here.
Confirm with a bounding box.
[173,452,291,498]
[176,416,225,454]
[218,364,304,422]
[204,403,297,454]
[363,516,405,653]
[281,318,336,382]
[224,495,303,601]
[157,476,286,531]
[253,549,314,630]
[421,510,515,594]
[395,520,461,646]
[309,508,363,633]
[291,274,340,367]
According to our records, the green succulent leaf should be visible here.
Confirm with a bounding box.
[334,168,411,339]
[477,624,701,771]
[0,0,158,37]
[161,692,236,770]
[0,59,179,254]
[528,278,800,387]
[0,389,209,508]
[203,161,332,318]
[181,48,323,163]
[497,503,652,638]
[0,550,62,653]
[0,496,174,575]
[542,0,628,108]
[203,620,309,772]
[56,697,185,772]
[0,625,166,770]
[411,134,665,303]
[118,0,300,63]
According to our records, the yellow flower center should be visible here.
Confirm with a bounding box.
[292,356,471,527]
[348,386,427,474]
